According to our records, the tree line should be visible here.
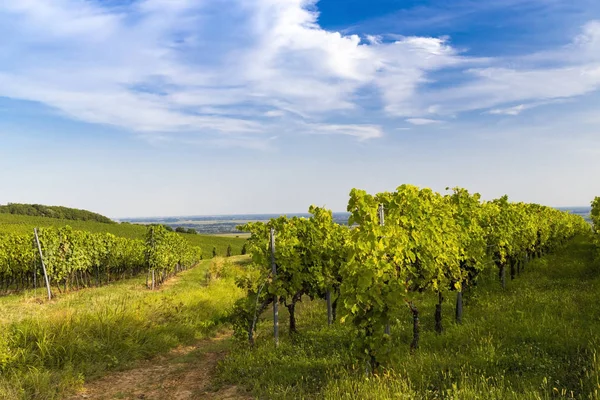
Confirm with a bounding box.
[0,203,114,224]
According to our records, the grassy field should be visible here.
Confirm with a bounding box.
[217,235,600,399]
[0,213,247,256]
[3,234,600,399]
[0,256,247,399]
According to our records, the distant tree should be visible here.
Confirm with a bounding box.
[241,243,247,255]
[226,244,232,257]
[212,246,217,258]
[187,228,197,235]
[175,226,186,233]
[164,225,174,232]
[0,203,114,223]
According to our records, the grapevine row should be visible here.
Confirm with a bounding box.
[234,185,590,368]
[0,225,202,296]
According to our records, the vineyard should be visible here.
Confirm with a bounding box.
[0,213,246,256]
[0,224,203,296]
[232,185,590,370]
[1,186,599,399]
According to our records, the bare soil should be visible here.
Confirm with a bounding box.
[69,332,251,400]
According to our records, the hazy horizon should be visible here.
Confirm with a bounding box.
[115,205,592,221]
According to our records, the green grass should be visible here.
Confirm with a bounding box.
[5,233,598,399]
[0,258,246,399]
[218,235,600,399]
[0,213,247,256]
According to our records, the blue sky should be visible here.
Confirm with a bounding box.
[1,0,599,218]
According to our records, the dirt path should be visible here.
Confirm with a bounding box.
[69,332,251,400]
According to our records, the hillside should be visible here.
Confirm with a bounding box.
[0,213,247,257]
[0,203,114,224]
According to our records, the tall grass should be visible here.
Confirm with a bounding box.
[0,260,245,399]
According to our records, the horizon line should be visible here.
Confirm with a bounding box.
[113,206,591,221]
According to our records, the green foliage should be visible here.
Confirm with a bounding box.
[0,225,202,294]
[445,187,488,286]
[0,203,114,224]
[233,184,589,369]
[145,225,203,286]
[591,197,600,233]
[482,198,589,270]
[218,236,600,399]
[234,208,349,338]
[342,185,464,363]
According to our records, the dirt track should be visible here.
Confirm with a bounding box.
[69,333,251,400]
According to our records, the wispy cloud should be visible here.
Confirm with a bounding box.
[488,105,529,116]
[487,99,572,116]
[406,118,444,126]
[307,124,383,140]
[0,1,599,148]
[391,21,600,119]
[0,0,458,144]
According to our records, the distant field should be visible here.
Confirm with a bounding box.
[558,206,591,223]
[119,212,352,235]
[119,208,589,235]
[213,232,251,238]
[0,213,246,257]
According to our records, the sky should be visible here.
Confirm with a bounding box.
[1,0,600,218]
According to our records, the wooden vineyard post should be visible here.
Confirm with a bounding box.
[409,302,420,352]
[270,227,279,347]
[148,227,157,290]
[326,290,333,325]
[31,237,37,295]
[33,259,37,292]
[435,291,443,334]
[379,204,391,336]
[33,228,52,300]
[455,290,463,324]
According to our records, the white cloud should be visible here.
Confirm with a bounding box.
[406,118,444,125]
[264,110,286,118]
[488,105,528,116]
[307,124,383,140]
[0,1,599,147]
[0,0,471,145]
[405,21,600,117]
[487,99,572,116]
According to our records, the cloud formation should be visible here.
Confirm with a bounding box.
[0,0,599,147]
[406,118,444,126]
